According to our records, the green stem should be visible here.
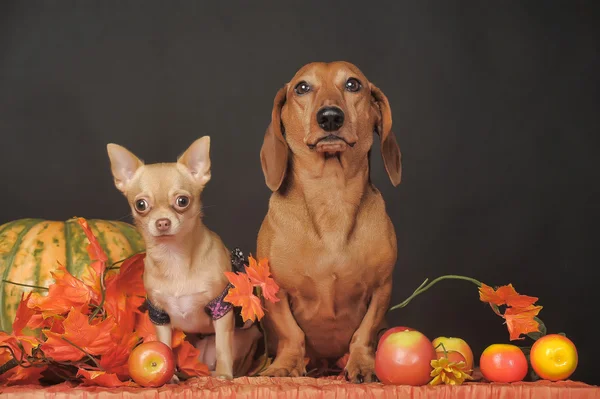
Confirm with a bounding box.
[2,280,49,291]
[88,267,107,321]
[434,342,448,358]
[389,275,482,312]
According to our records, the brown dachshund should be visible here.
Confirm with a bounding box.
[256,61,402,383]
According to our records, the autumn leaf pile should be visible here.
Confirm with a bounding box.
[0,217,209,387]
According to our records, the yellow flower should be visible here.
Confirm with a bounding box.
[429,357,474,386]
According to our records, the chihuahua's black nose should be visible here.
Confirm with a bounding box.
[155,218,171,232]
[317,107,345,132]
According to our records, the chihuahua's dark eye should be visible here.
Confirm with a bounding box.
[175,196,190,209]
[134,199,148,213]
[294,81,311,95]
[345,78,362,92]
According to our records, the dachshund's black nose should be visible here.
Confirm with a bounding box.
[316,107,345,132]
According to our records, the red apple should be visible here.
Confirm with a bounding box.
[480,344,528,383]
[378,326,415,349]
[375,329,436,385]
[128,341,175,387]
[431,336,474,374]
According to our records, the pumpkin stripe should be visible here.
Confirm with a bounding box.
[64,220,74,275]
[67,219,89,277]
[0,219,41,332]
[0,220,18,241]
[90,220,114,261]
[107,221,144,256]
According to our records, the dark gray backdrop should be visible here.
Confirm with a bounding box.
[1,1,598,385]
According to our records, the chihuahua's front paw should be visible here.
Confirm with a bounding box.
[211,369,233,380]
[344,349,376,384]
[259,352,306,377]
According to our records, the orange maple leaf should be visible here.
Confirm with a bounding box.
[42,307,116,361]
[0,333,39,360]
[245,256,280,303]
[104,253,147,333]
[12,293,36,336]
[495,284,539,308]
[98,331,140,379]
[0,349,46,386]
[479,283,538,308]
[503,305,543,341]
[174,340,210,378]
[79,261,105,299]
[76,218,108,263]
[0,293,41,358]
[478,283,505,306]
[134,312,185,348]
[28,264,93,317]
[76,369,137,387]
[224,272,264,323]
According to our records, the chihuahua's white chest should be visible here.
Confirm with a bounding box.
[150,289,215,334]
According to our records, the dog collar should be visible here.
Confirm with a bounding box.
[145,247,251,329]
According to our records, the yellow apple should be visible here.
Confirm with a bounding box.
[432,336,474,374]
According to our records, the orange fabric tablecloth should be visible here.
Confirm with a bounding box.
[1,377,599,399]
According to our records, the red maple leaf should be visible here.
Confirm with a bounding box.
[224,272,264,323]
[174,340,210,378]
[503,305,543,340]
[76,369,137,387]
[42,307,116,361]
[245,256,280,303]
[28,264,93,317]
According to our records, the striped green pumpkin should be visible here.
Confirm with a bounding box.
[0,218,145,333]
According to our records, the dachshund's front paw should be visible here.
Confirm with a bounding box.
[259,353,306,377]
[344,349,376,383]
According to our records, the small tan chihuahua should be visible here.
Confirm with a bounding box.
[107,137,261,380]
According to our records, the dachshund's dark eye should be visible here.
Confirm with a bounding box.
[294,81,311,95]
[135,199,148,213]
[345,78,362,92]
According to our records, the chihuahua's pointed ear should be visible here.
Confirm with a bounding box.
[106,143,144,193]
[370,83,402,186]
[178,136,211,185]
[260,85,289,192]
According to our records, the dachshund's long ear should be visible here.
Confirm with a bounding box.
[370,83,402,186]
[260,86,289,191]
